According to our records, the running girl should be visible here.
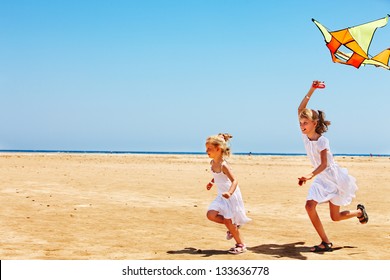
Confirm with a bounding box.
[298,81,368,252]
[205,133,251,254]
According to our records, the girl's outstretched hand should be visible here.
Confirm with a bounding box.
[298,177,306,186]
[298,174,314,186]
[206,178,214,190]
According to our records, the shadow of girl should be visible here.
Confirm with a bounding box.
[248,241,310,260]
[167,247,230,257]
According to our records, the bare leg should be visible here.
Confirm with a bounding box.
[305,200,330,250]
[207,211,244,245]
[224,218,243,245]
[329,202,362,221]
[206,210,224,224]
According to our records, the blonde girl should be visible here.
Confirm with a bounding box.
[205,133,251,254]
[298,81,368,252]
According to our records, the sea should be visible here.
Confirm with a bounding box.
[0,150,388,157]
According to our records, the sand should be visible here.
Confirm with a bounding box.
[0,153,389,260]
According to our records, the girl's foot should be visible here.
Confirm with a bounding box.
[357,204,368,224]
[310,241,333,252]
[226,231,233,240]
[228,243,246,254]
[226,225,240,240]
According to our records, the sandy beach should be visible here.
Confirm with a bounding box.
[0,153,389,260]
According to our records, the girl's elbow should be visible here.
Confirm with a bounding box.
[320,164,327,172]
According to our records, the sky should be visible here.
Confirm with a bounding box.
[1,0,389,154]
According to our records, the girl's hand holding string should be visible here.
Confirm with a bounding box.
[312,80,325,89]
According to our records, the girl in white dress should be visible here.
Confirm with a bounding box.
[205,133,251,254]
[298,81,369,252]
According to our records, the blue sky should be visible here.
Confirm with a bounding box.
[1,0,389,154]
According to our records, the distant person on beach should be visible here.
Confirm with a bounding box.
[297,81,368,253]
[205,133,251,254]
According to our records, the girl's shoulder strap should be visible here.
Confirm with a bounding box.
[221,159,230,169]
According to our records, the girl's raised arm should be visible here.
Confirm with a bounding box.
[298,81,321,116]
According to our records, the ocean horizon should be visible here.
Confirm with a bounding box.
[0,150,388,157]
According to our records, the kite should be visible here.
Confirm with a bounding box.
[312,15,390,70]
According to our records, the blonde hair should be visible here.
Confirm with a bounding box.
[205,133,233,157]
[299,108,331,134]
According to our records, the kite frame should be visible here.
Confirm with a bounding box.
[312,15,390,70]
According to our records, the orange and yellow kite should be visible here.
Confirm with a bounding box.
[312,15,390,70]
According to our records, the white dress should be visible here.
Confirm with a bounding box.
[302,134,358,206]
[207,161,251,226]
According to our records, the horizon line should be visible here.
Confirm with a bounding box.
[0,149,389,157]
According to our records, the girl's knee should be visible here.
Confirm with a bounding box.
[305,201,317,213]
[206,211,218,221]
[329,202,342,221]
[206,211,214,221]
[330,212,341,221]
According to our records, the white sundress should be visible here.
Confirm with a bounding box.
[302,134,358,206]
[207,161,251,226]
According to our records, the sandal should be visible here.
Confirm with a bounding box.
[311,241,333,252]
[228,243,246,254]
[357,204,368,224]
[226,225,240,240]
[226,231,233,240]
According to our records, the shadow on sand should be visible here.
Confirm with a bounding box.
[248,242,357,260]
[167,242,357,259]
[248,241,310,260]
[167,247,230,257]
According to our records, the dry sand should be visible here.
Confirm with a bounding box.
[0,153,389,260]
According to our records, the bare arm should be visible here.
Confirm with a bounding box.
[298,81,321,116]
[221,164,238,199]
[298,149,328,184]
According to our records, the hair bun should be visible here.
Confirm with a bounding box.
[218,133,233,142]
